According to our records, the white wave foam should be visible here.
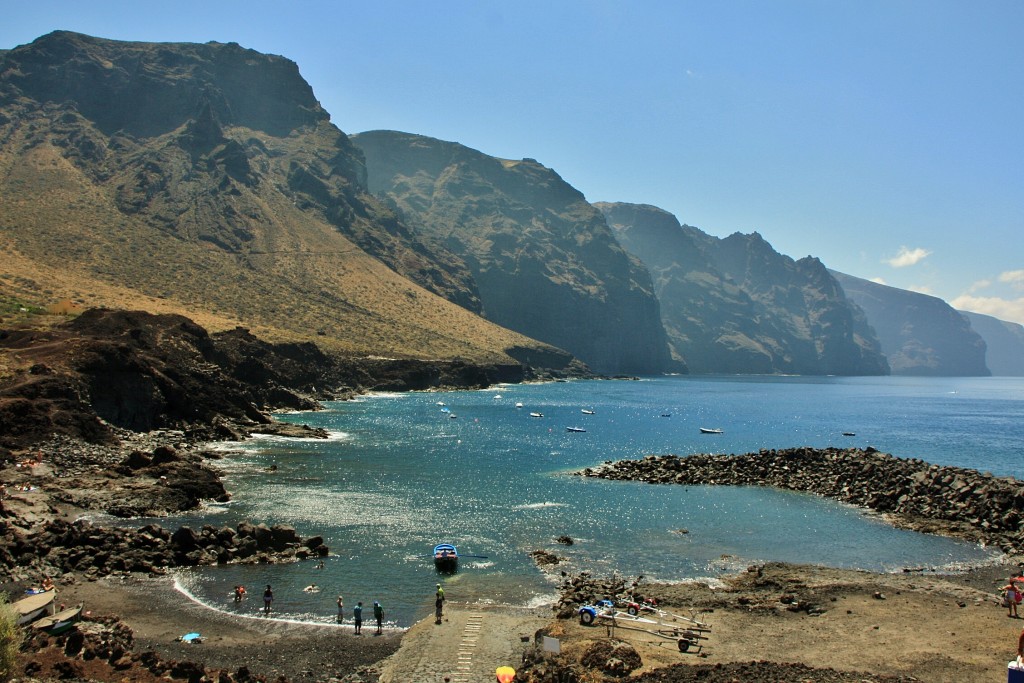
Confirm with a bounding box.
[512,502,568,510]
[248,430,351,443]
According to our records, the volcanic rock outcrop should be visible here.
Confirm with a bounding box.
[0,308,555,451]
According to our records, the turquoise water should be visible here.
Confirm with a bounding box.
[172,376,1023,629]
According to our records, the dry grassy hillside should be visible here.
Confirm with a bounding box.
[0,32,561,367]
[0,130,540,363]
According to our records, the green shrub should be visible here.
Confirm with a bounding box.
[0,594,21,682]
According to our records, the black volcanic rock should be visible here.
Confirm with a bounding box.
[959,310,1024,376]
[0,308,542,450]
[351,131,677,375]
[831,271,989,376]
[599,202,888,375]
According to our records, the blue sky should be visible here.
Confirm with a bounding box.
[4,1,1022,323]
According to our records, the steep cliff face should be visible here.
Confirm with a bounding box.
[352,131,677,375]
[958,311,1024,376]
[599,202,888,375]
[831,272,989,376]
[0,32,564,366]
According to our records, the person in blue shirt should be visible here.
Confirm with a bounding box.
[353,601,363,634]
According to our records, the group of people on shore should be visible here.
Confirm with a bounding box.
[334,595,384,635]
[236,583,414,635]
[228,575,447,634]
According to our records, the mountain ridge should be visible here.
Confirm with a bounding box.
[352,130,677,375]
[0,31,572,370]
[830,271,989,376]
[597,202,888,375]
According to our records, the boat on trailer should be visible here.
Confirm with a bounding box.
[433,543,458,572]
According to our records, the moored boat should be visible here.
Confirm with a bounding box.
[433,543,458,572]
[699,427,723,434]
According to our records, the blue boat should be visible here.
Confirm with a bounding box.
[433,543,458,572]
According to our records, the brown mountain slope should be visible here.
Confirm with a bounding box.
[352,130,676,375]
[0,31,561,366]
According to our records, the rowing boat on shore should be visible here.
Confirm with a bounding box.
[12,589,54,625]
[32,603,83,635]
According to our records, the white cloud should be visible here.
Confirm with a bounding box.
[885,246,931,268]
[951,294,1024,325]
[908,285,934,295]
[998,270,1024,289]
[869,277,887,285]
[967,279,992,293]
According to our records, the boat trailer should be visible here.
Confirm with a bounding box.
[578,600,711,654]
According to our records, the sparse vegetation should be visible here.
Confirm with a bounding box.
[0,594,22,682]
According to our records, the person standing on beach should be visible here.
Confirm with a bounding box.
[336,595,344,624]
[1007,582,1021,618]
[373,601,384,634]
[263,584,273,614]
[435,583,445,624]
[353,601,363,634]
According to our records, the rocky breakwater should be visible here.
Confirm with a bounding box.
[579,447,1024,554]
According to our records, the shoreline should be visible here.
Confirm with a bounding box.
[5,401,1024,680]
[34,556,1024,683]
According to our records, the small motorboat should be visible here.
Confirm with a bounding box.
[32,604,83,635]
[433,543,458,572]
[566,426,586,433]
[515,402,523,408]
[842,432,856,436]
[581,409,595,415]
[699,427,723,434]
[529,412,543,418]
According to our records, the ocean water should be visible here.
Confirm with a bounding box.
[170,375,1024,629]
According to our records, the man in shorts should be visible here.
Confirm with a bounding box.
[353,601,363,634]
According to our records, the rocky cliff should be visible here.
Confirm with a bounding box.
[0,31,565,367]
[830,271,989,376]
[959,310,1024,376]
[598,202,888,375]
[0,308,545,452]
[351,131,677,375]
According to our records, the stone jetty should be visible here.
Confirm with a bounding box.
[578,447,1024,554]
